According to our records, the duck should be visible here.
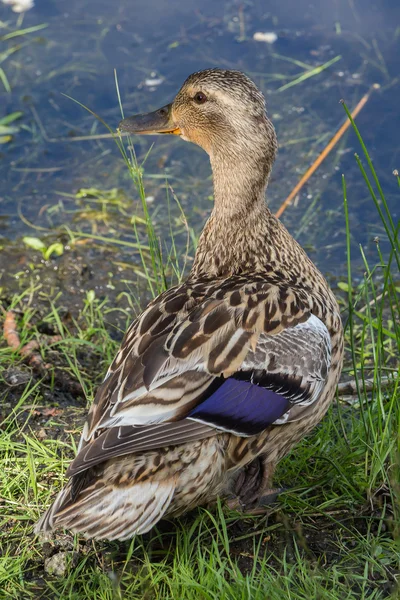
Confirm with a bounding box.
[35,68,344,541]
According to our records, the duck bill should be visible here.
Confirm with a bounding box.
[118,103,181,136]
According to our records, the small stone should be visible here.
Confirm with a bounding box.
[4,368,30,386]
[44,552,68,577]
[44,551,79,577]
[37,428,47,440]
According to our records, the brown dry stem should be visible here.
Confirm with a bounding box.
[3,310,61,371]
[275,85,379,219]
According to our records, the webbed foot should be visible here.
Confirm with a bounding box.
[226,455,286,513]
[226,486,285,513]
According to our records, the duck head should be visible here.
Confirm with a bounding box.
[118,68,277,170]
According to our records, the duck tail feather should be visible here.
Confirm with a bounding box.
[35,478,176,541]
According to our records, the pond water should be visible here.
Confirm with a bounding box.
[0,0,399,306]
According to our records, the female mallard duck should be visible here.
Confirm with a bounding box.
[36,69,343,540]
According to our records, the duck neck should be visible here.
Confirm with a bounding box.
[210,151,270,219]
[190,150,274,279]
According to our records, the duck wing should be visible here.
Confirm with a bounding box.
[67,277,332,477]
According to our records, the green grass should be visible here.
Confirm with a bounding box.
[0,16,47,143]
[0,106,399,599]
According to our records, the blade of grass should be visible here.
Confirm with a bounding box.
[341,99,399,247]
[0,23,48,41]
[0,67,11,93]
[277,55,341,92]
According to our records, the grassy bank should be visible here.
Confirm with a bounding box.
[0,114,399,599]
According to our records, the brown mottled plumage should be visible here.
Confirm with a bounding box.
[35,69,343,540]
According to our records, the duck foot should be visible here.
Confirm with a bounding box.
[226,487,286,514]
[243,487,287,514]
[226,454,287,513]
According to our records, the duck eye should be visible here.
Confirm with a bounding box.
[194,92,208,104]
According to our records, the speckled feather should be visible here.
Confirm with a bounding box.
[35,69,343,540]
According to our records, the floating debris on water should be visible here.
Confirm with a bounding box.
[141,72,164,90]
[253,31,278,44]
[144,77,164,87]
[2,0,35,12]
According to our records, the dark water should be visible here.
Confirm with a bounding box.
[0,0,399,300]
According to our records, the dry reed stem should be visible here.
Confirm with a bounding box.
[3,310,61,370]
[3,311,20,350]
[275,85,380,219]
